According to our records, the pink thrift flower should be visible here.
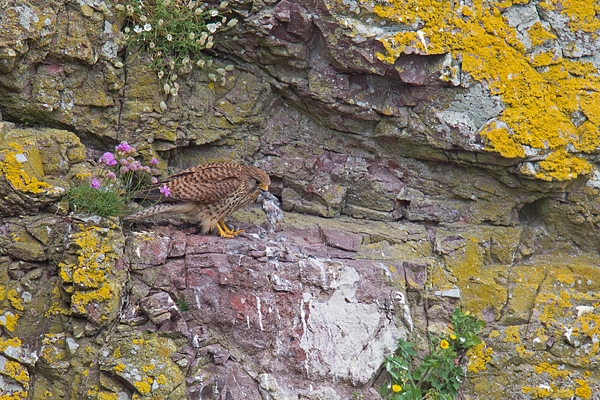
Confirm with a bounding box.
[99,152,117,166]
[91,178,100,189]
[143,166,152,174]
[115,141,132,154]
[149,157,159,165]
[150,176,158,184]
[159,185,171,197]
[120,158,128,166]
[106,171,117,179]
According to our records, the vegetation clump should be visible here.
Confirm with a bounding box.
[382,308,485,400]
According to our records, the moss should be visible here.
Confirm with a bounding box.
[372,0,600,181]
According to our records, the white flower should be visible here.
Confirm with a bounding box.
[167,34,173,41]
[171,73,178,81]
[170,87,178,96]
[196,59,205,67]
[134,25,143,33]
[188,32,195,40]
[114,61,124,68]
[216,68,226,75]
[158,70,164,79]
[194,7,202,15]
[163,83,171,95]
[207,23,221,33]
[158,19,164,26]
[124,27,131,33]
[219,1,228,8]
[209,9,219,17]
[149,41,155,49]
[140,15,147,22]
[144,23,152,31]
[227,18,238,27]
[159,101,167,112]
[225,64,234,72]
[208,73,217,82]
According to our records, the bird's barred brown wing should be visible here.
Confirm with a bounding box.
[160,162,244,204]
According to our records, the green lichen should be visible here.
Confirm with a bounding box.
[371,0,600,181]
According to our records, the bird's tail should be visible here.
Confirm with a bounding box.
[124,202,196,221]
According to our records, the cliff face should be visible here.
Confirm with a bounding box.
[1,0,600,398]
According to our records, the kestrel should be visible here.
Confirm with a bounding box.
[126,162,271,238]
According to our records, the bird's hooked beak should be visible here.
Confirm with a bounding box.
[259,184,269,192]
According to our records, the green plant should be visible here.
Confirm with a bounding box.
[381,308,485,400]
[65,182,129,218]
[66,142,165,218]
[114,0,237,101]
[175,297,190,311]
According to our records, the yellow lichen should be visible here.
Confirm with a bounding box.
[142,363,155,373]
[466,342,493,373]
[574,379,592,399]
[97,393,119,400]
[133,380,151,394]
[58,225,120,315]
[7,289,24,311]
[503,325,520,343]
[113,347,122,358]
[156,374,167,385]
[2,359,30,387]
[0,143,51,193]
[114,363,126,373]
[1,311,19,332]
[522,386,552,398]
[371,0,600,181]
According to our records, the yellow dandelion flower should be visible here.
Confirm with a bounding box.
[450,334,457,340]
[392,384,402,392]
[440,340,450,349]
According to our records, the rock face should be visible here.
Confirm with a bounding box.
[1,0,600,399]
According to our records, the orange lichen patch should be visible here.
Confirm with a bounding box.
[372,1,600,181]
[0,143,51,194]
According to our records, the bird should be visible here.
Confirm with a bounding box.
[125,162,271,238]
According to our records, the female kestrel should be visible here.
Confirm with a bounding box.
[126,162,271,238]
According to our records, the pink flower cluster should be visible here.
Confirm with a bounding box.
[90,141,162,193]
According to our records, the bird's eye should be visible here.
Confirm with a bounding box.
[255,179,261,185]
